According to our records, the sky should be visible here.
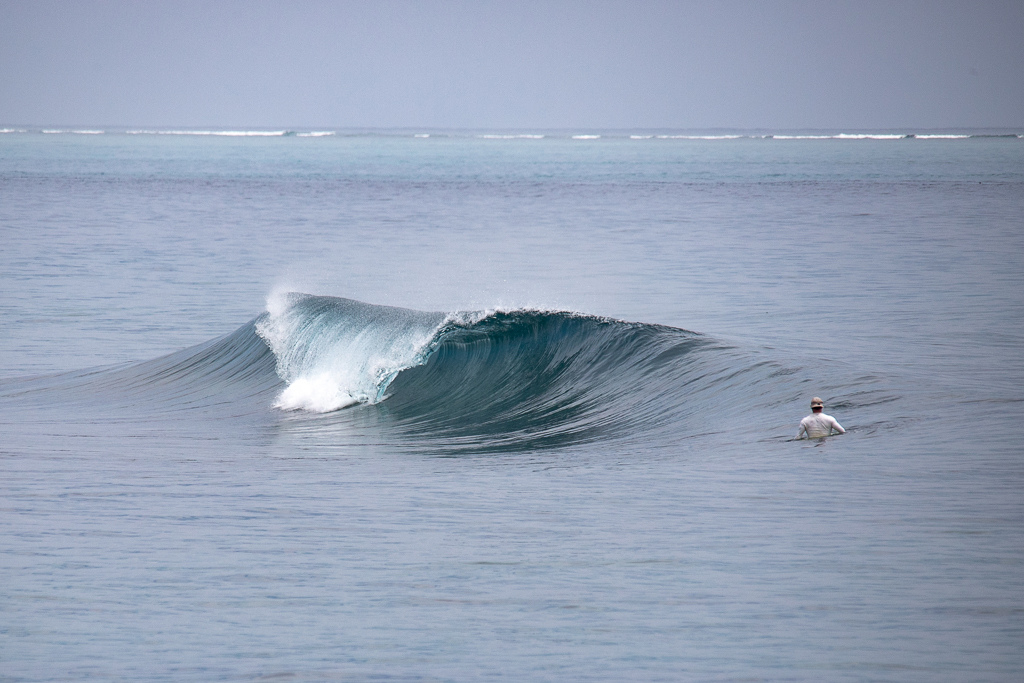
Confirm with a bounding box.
[1,0,1022,130]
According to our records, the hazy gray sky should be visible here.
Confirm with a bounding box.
[2,0,1022,129]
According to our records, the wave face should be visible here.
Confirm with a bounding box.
[254,294,712,430]
[379,308,710,450]
[3,295,829,453]
[252,295,767,452]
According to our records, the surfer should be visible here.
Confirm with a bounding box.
[797,397,845,439]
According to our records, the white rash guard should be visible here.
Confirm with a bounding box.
[797,412,846,439]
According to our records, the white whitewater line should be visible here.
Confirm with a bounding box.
[126,129,289,136]
[771,134,911,140]
[477,134,545,139]
[657,135,742,140]
[833,133,906,140]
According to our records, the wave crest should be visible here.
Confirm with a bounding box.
[255,293,448,412]
[249,294,737,450]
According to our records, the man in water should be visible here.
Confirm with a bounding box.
[797,397,846,439]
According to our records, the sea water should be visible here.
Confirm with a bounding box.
[1,130,1023,681]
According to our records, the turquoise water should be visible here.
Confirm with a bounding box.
[1,131,1023,681]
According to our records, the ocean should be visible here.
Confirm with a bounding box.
[1,129,1022,681]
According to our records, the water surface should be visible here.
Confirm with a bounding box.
[2,130,1022,681]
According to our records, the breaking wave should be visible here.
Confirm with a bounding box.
[1,294,894,452]
[248,294,782,449]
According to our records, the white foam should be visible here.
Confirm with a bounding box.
[0,128,26,134]
[572,135,601,139]
[833,133,906,140]
[769,134,908,140]
[40,129,104,134]
[127,129,288,136]
[477,134,545,139]
[656,135,742,140]
[206,130,288,136]
[630,135,653,139]
[272,374,361,412]
[414,133,430,138]
[296,131,335,137]
[914,134,970,139]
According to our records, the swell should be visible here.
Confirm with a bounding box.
[0,320,283,418]
[0,295,896,452]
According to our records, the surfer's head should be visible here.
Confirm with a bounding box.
[810,397,824,413]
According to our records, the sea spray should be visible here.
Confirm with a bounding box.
[255,292,447,412]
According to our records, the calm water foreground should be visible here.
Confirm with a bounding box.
[1,131,1023,681]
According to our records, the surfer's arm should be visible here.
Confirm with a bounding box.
[830,418,846,435]
[796,422,807,439]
